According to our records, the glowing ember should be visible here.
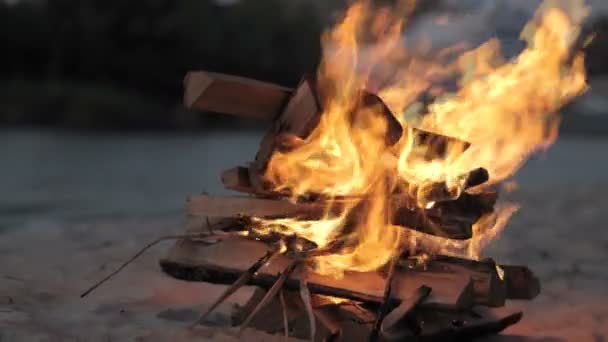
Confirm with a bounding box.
[254,0,588,277]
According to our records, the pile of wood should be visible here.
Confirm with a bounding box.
[159,71,540,341]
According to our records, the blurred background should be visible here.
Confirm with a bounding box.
[1,1,608,340]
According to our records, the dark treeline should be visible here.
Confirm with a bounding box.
[0,0,605,130]
[0,0,338,129]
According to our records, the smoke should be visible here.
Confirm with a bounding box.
[405,0,605,57]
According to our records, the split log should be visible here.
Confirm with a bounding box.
[222,164,492,210]
[183,71,292,119]
[160,237,475,310]
[186,193,495,240]
[186,194,326,219]
[185,71,479,196]
[186,194,472,239]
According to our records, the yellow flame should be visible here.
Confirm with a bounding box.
[255,0,588,277]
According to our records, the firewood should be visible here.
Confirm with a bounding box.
[232,288,305,335]
[186,193,494,240]
[413,311,523,341]
[182,71,479,197]
[221,164,492,209]
[183,71,292,119]
[500,264,541,300]
[220,167,253,194]
[421,257,508,307]
[430,256,540,302]
[160,237,475,310]
[369,256,399,342]
[238,260,299,334]
[234,291,367,341]
[380,285,432,339]
[413,168,489,207]
[191,244,283,327]
[251,77,321,192]
[313,305,343,341]
[186,194,321,218]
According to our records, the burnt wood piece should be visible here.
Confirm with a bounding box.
[160,237,475,310]
[184,71,292,119]
[369,257,399,342]
[189,71,488,200]
[186,194,478,239]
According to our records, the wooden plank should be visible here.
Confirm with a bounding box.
[425,257,507,307]
[183,71,292,119]
[221,166,256,194]
[186,194,325,218]
[160,237,474,310]
[415,311,523,341]
[185,194,493,240]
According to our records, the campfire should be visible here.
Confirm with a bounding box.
[125,0,589,340]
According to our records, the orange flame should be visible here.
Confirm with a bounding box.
[255,0,588,277]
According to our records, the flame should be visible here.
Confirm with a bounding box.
[254,0,588,277]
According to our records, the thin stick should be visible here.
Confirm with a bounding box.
[313,306,342,342]
[300,280,316,342]
[279,290,289,341]
[369,256,398,342]
[205,216,215,234]
[191,246,282,328]
[238,260,298,334]
[80,232,228,298]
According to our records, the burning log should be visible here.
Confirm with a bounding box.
[160,234,537,309]
[160,237,475,310]
[252,77,322,189]
[186,194,489,239]
[174,61,543,339]
[185,70,485,199]
[187,195,466,239]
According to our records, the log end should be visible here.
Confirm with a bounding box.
[184,71,213,108]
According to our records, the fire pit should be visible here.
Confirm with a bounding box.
[163,1,587,340]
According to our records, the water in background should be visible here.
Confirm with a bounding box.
[1,129,607,229]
